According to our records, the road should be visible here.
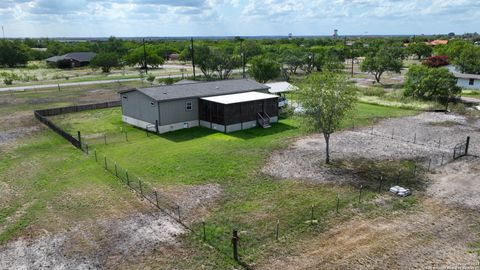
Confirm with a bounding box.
[0,73,190,92]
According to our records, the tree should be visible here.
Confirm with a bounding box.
[280,48,307,75]
[90,52,120,73]
[0,41,29,67]
[407,43,432,59]
[453,45,480,74]
[297,72,357,164]
[248,56,281,83]
[360,46,403,83]
[195,45,241,80]
[404,65,461,111]
[124,44,164,69]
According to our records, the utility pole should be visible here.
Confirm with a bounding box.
[190,37,196,79]
[241,39,246,78]
[143,38,148,74]
[351,44,354,77]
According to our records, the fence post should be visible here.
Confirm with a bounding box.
[125,131,128,142]
[414,133,417,144]
[104,156,107,169]
[203,221,207,241]
[126,170,130,186]
[391,128,394,139]
[466,136,470,155]
[104,134,107,145]
[155,191,159,207]
[378,176,383,193]
[177,205,181,221]
[310,205,314,224]
[77,131,82,147]
[232,230,239,262]
[139,180,143,195]
[428,158,432,172]
[441,153,445,165]
[275,220,279,241]
[358,185,363,204]
[336,195,340,214]
[115,163,118,177]
[94,150,98,162]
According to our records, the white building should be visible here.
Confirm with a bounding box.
[454,73,480,90]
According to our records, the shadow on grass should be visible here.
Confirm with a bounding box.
[159,122,298,142]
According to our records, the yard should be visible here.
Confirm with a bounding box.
[2,79,479,268]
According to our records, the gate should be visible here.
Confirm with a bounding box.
[453,136,470,159]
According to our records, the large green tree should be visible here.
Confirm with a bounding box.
[248,56,281,83]
[297,72,357,164]
[124,44,164,69]
[453,45,480,74]
[90,52,121,73]
[404,65,461,111]
[407,43,432,59]
[361,46,403,83]
[0,41,29,67]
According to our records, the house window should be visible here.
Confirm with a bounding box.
[186,101,193,111]
[469,79,475,86]
[122,95,128,100]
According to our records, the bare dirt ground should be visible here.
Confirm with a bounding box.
[257,199,479,270]
[260,112,480,269]
[0,183,222,269]
[263,112,479,184]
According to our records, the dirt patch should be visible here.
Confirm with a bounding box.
[257,199,479,270]
[428,157,480,209]
[0,183,222,269]
[263,112,479,184]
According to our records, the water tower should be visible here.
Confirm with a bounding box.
[333,29,339,39]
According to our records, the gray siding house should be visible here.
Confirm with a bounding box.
[120,79,279,134]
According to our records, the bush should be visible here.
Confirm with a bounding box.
[422,56,449,68]
[362,87,385,97]
[147,74,156,84]
[3,78,13,85]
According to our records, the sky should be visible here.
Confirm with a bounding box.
[0,0,478,38]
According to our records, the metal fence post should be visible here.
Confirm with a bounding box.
[336,195,340,214]
[126,170,130,186]
[104,156,107,169]
[94,150,97,162]
[414,133,417,144]
[428,158,432,172]
[139,180,143,195]
[115,163,118,177]
[232,230,239,262]
[358,185,363,204]
[203,221,207,241]
[275,220,279,241]
[104,134,107,145]
[155,191,159,207]
[391,128,394,139]
[310,205,314,224]
[177,205,181,221]
[466,136,470,155]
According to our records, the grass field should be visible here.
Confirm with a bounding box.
[48,103,419,267]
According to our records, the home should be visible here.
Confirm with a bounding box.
[45,52,97,68]
[454,73,480,90]
[119,79,279,134]
[265,81,298,108]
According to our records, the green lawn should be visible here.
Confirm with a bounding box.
[49,103,419,267]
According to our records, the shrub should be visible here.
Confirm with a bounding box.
[422,56,449,68]
[3,78,13,85]
[363,87,385,97]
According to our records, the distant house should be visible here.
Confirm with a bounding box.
[45,52,96,68]
[454,73,480,90]
[119,79,279,134]
[168,53,180,61]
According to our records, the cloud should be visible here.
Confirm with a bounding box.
[0,0,478,37]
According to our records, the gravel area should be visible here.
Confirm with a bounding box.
[263,112,479,184]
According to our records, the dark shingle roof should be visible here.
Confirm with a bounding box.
[122,79,270,102]
[45,52,96,63]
